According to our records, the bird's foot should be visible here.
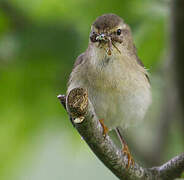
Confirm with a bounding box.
[122,143,134,169]
[99,119,109,138]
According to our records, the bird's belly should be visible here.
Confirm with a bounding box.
[89,87,151,130]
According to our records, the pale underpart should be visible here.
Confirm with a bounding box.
[67,45,151,130]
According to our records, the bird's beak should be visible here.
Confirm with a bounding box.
[96,33,113,55]
[96,33,108,42]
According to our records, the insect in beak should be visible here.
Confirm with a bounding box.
[96,33,107,41]
[93,33,121,56]
[96,33,112,55]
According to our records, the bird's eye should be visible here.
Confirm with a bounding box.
[117,29,121,35]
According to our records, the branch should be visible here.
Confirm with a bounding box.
[57,88,184,180]
[150,154,184,180]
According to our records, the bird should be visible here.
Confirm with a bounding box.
[67,13,152,168]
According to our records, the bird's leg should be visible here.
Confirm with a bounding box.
[99,119,109,138]
[115,128,134,168]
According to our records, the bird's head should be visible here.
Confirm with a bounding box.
[89,14,133,56]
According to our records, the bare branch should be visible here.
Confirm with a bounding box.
[57,88,184,180]
[150,154,184,180]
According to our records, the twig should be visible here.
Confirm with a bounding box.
[57,88,184,180]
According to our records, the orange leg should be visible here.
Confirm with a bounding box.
[115,128,134,169]
[99,119,109,138]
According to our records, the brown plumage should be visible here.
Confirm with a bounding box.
[93,13,122,30]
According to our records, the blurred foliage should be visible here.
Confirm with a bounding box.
[1,0,182,180]
[181,172,184,178]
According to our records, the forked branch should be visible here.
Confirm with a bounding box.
[57,88,184,180]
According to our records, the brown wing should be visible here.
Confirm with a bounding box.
[123,25,150,84]
[133,45,150,84]
[73,52,85,68]
[67,52,86,88]
[136,56,150,84]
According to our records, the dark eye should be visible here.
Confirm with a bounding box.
[117,29,121,35]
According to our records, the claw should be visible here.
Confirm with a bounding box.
[115,128,134,169]
[122,143,134,169]
[99,119,109,138]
